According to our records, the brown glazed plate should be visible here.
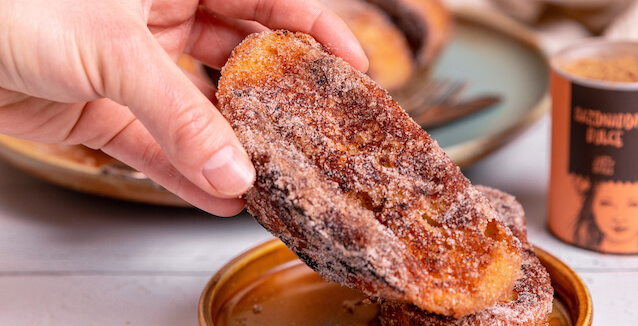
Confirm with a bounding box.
[198,238,592,326]
[0,8,549,205]
[0,135,189,206]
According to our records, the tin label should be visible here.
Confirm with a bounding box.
[569,84,638,180]
[549,72,638,254]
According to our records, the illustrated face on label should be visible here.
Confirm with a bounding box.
[592,181,638,247]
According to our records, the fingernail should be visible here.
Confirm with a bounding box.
[203,146,255,196]
[353,43,369,73]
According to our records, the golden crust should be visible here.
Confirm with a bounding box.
[378,186,554,326]
[216,30,522,318]
[476,185,529,245]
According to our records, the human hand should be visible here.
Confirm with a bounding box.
[0,0,367,216]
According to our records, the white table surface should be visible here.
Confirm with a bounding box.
[1,114,637,325]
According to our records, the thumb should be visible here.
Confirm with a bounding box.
[100,27,255,198]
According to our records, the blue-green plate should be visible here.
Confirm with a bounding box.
[416,8,550,167]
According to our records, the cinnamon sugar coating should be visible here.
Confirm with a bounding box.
[476,185,528,244]
[216,30,522,318]
[379,186,554,326]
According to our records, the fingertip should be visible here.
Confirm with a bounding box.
[202,145,256,197]
[310,7,369,73]
[187,191,247,217]
[346,44,369,73]
[357,55,370,74]
[206,197,247,217]
[322,38,368,73]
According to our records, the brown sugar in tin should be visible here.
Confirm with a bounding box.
[563,56,638,83]
[548,39,638,254]
[199,238,592,326]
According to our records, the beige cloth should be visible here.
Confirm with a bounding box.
[605,0,638,39]
[444,0,638,53]
[490,0,634,33]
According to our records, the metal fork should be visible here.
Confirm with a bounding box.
[395,77,501,129]
[400,77,467,116]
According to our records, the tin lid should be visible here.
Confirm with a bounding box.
[550,38,638,90]
[199,238,592,326]
[535,247,593,326]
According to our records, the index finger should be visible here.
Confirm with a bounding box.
[202,0,369,72]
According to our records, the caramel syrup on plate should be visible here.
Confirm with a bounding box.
[213,260,571,326]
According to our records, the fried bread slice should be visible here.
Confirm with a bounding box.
[379,186,554,326]
[476,185,529,245]
[364,0,452,67]
[319,0,414,91]
[216,30,522,318]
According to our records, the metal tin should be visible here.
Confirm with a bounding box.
[548,39,638,254]
[199,238,592,326]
